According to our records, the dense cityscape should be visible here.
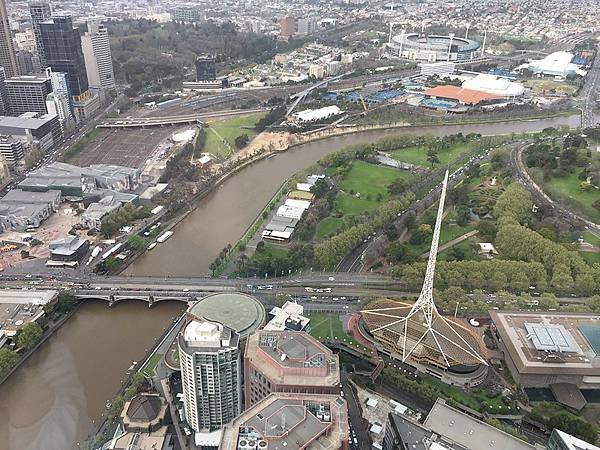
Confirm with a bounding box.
[0,0,598,449]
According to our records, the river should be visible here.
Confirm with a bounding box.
[0,115,580,450]
[0,301,185,450]
[126,115,580,276]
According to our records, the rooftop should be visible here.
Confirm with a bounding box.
[0,114,58,130]
[490,310,600,375]
[424,398,538,450]
[188,292,265,338]
[245,330,340,387]
[425,85,500,105]
[219,393,348,450]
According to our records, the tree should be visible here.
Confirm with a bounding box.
[127,235,146,250]
[310,179,329,198]
[55,293,76,314]
[387,178,408,196]
[426,148,440,168]
[234,134,249,149]
[539,293,559,310]
[16,322,43,350]
[0,347,18,378]
[108,395,125,419]
[494,183,533,225]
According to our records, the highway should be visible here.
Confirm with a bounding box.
[510,142,600,237]
[581,43,600,128]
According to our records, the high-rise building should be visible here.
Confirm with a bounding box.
[171,6,201,23]
[178,317,242,434]
[29,1,52,68]
[16,50,35,75]
[80,19,115,91]
[244,330,340,408]
[47,69,73,132]
[297,18,317,35]
[195,56,216,81]
[0,67,8,115]
[0,0,18,77]
[279,15,295,38]
[39,17,89,97]
[5,74,52,116]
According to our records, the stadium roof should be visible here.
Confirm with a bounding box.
[462,74,525,97]
[425,85,500,105]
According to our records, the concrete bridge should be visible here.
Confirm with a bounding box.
[73,288,227,307]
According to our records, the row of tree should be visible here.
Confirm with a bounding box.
[100,203,151,238]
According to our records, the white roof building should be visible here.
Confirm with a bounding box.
[462,74,525,97]
[523,51,587,78]
[294,105,342,122]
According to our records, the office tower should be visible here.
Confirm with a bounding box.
[178,317,242,433]
[80,20,115,90]
[244,330,341,408]
[0,0,18,77]
[5,74,52,115]
[16,50,35,75]
[39,17,88,97]
[195,56,216,81]
[0,67,7,114]
[29,1,51,68]
[279,16,295,38]
[46,69,73,132]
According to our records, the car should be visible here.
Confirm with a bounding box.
[328,276,335,281]
[94,286,102,290]
[183,288,189,292]
[340,391,344,397]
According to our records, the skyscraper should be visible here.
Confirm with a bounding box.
[5,74,53,116]
[178,317,242,434]
[80,19,115,91]
[0,0,18,77]
[29,1,51,68]
[39,17,88,97]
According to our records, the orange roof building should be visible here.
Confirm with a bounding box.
[425,85,501,105]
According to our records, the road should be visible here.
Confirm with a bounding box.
[510,142,600,237]
[581,43,600,128]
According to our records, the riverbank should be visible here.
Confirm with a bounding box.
[124,113,581,277]
[0,303,80,386]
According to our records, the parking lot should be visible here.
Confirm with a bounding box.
[70,126,183,169]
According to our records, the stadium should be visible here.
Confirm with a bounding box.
[386,32,482,62]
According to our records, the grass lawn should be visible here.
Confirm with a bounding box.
[545,170,600,222]
[582,231,600,247]
[438,238,478,261]
[307,313,359,345]
[580,251,600,264]
[315,216,345,240]
[390,143,470,167]
[524,79,578,96]
[204,112,265,159]
[407,219,476,255]
[141,352,162,377]
[336,161,409,215]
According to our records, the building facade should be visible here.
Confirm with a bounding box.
[39,17,89,97]
[178,317,242,433]
[279,16,295,38]
[5,74,53,115]
[80,20,115,91]
[29,1,52,68]
[0,0,17,77]
[195,56,216,81]
[0,135,24,162]
[244,330,340,408]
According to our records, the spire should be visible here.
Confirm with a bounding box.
[406,169,449,323]
[361,169,488,368]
